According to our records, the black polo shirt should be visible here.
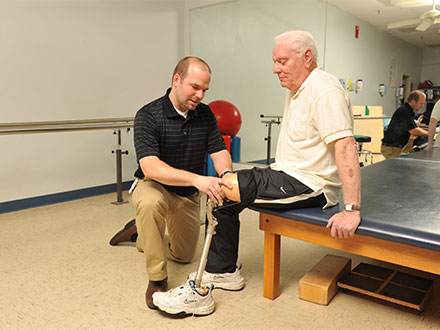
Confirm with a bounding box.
[134,88,226,196]
[382,102,416,147]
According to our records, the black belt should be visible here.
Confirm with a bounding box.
[382,142,403,148]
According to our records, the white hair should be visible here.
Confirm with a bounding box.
[274,30,318,63]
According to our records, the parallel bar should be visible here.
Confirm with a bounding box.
[353,116,391,120]
[0,124,133,135]
[260,114,282,119]
[0,117,133,129]
[0,118,134,207]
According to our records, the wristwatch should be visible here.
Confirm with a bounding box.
[344,203,361,212]
[220,170,233,178]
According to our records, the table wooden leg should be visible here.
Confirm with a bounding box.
[263,231,280,299]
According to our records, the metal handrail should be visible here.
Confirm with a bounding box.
[0,124,134,135]
[354,115,391,120]
[0,117,134,205]
[0,117,134,135]
[0,117,133,127]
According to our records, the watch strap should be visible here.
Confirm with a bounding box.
[344,203,361,211]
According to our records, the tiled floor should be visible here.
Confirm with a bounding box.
[1,179,439,329]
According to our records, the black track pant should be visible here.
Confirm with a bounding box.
[205,167,326,273]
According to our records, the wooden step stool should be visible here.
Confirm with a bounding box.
[299,254,351,305]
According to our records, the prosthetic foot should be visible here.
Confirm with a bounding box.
[152,199,219,316]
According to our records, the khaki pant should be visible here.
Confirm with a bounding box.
[131,179,200,281]
[381,139,414,159]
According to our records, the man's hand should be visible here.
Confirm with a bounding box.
[326,211,361,238]
[193,175,233,204]
[140,156,234,204]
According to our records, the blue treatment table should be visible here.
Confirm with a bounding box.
[251,148,440,300]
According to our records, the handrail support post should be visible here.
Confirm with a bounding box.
[111,129,129,205]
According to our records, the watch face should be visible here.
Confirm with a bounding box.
[344,204,360,211]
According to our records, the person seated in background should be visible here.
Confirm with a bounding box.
[381,90,428,159]
[427,94,440,149]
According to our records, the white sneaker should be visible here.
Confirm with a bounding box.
[152,280,215,316]
[188,265,245,291]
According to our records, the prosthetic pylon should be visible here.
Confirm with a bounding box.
[194,198,218,287]
[151,198,220,316]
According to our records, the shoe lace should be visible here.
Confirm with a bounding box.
[165,282,193,298]
[163,280,212,316]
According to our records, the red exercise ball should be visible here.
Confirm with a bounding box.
[208,100,242,137]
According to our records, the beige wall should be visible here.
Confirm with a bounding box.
[1,0,429,204]
[421,47,440,83]
[1,1,184,203]
[190,0,423,162]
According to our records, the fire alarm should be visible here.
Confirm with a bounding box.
[355,25,359,38]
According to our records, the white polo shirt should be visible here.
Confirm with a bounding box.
[271,67,354,208]
[430,101,440,147]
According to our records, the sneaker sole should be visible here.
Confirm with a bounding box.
[201,279,245,291]
[155,302,215,316]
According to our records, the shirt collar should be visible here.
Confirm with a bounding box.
[164,88,180,118]
[291,67,322,99]
[163,88,199,120]
[404,102,415,113]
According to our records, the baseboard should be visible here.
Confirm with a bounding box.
[0,181,132,214]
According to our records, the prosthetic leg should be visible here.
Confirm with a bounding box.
[194,199,219,288]
[152,175,240,316]
[191,173,241,288]
[151,199,221,316]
